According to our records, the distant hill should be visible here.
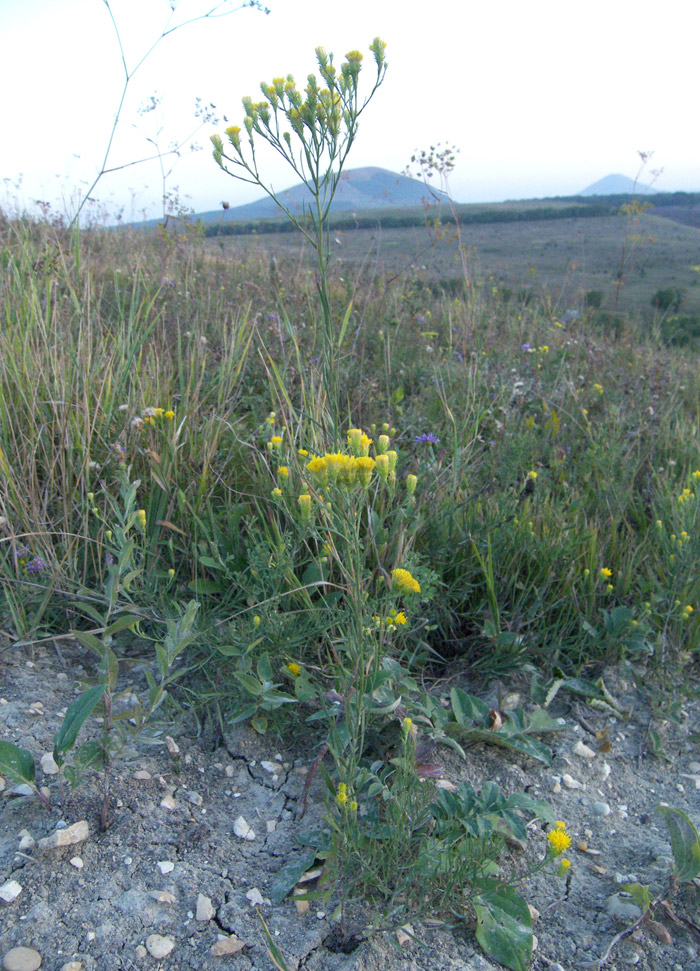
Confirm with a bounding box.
[579,174,659,197]
[195,167,450,225]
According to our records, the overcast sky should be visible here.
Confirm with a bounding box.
[2,0,698,221]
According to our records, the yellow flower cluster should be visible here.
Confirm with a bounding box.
[372,609,408,631]
[392,568,421,594]
[306,452,376,489]
[678,487,693,504]
[547,821,572,856]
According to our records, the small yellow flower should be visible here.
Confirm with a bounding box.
[154,407,165,418]
[406,474,417,496]
[527,470,538,480]
[270,435,283,450]
[298,493,312,521]
[167,568,175,577]
[272,488,282,497]
[377,434,390,454]
[165,410,175,421]
[253,615,261,628]
[547,826,572,856]
[392,568,421,594]
[278,466,290,479]
[558,858,572,875]
[599,567,612,579]
[336,782,348,806]
[287,662,301,677]
[349,800,358,811]
[355,456,376,488]
[137,509,147,528]
[394,611,407,626]
[298,448,309,457]
[402,716,413,735]
[606,584,614,593]
[593,383,604,394]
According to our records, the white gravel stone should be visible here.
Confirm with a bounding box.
[133,770,152,780]
[196,893,215,921]
[157,861,175,874]
[160,794,177,810]
[233,816,255,841]
[39,753,58,775]
[245,888,265,906]
[592,801,612,817]
[266,820,277,834]
[562,773,584,790]
[2,947,42,971]
[186,791,203,807]
[145,935,175,959]
[573,740,596,760]
[38,820,88,850]
[17,831,35,851]
[0,880,23,904]
[59,963,82,971]
[69,856,83,869]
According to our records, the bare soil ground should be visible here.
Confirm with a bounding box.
[1,645,699,971]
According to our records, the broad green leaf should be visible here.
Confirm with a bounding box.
[187,578,222,595]
[450,687,489,727]
[473,883,533,971]
[53,684,107,761]
[73,630,104,655]
[457,728,552,765]
[0,740,35,786]
[656,805,700,882]
[270,849,318,903]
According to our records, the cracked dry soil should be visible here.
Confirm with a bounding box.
[1,644,700,971]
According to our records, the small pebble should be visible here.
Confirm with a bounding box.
[59,963,82,971]
[592,801,612,817]
[562,773,584,790]
[0,880,23,904]
[145,935,175,960]
[18,832,35,851]
[196,893,215,921]
[233,816,255,841]
[186,791,203,807]
[688,761,700,773]
[39,754,58,776]
[38,820,88,850]
[160,794,177,810]
[134,946,147,960]
[245,888,264,906]
[2,947,42,971]
[266,820,277,834]
[225,765,234,778]
[133,770,151,781]
[157,861,175,874]
[573,740,596,760]
[165,736,180,756]
[69,857,83,869]
[210,936,245,956]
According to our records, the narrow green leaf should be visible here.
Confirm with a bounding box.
[270,849,318,903]
[53,684,106,758]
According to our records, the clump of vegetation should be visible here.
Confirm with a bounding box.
[2,36,700,971]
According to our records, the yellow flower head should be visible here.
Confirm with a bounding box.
[593,383,604,394]
[278,466,290,479]
[270,435,284,450]
[165,410,175,421]
[527,470,538,480]
[406,474,417,496]
[355,455,376,488]
[287,662,301,677]
[375,453,389,483]
[599,567,612,580]
[377,434,390,455]
[392,568,421,594]
[336,782,348,806]
[558,858,571,875]
[547,826,572,856]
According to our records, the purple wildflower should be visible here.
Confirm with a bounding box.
[521,343,532,352]
[25,556,46,572]
[415,433,440,444]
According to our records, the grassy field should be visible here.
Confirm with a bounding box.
[208,207,700,320]
[2,204,700,964]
